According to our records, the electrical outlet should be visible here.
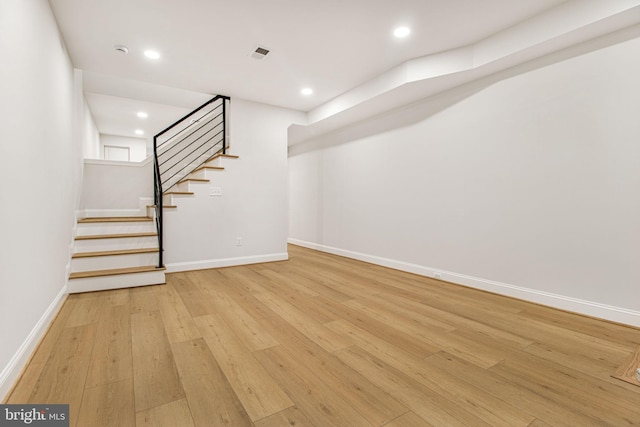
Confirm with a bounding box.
[236,237,242,246]
[209,186,222,196]
[434,272,442,279]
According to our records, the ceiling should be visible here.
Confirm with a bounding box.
[48,0,640,141]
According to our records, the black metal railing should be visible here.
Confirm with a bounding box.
[153,95,230,268]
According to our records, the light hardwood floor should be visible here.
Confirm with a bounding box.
[5,244,640,426]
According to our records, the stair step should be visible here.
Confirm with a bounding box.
[194,165,224,173]
[212,153,239,159]
[78,216,153,223]
[147,205,177,209]
[69,265,165,280]
[71,250,160,272]
[164,191,194,196]
[75,220,155,237]
[75,232,157,240]
[72,248,159,258]
[178,178,209,184]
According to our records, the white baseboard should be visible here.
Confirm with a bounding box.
[288,238,640,328]
[0,285,68,402]
[165,252,289,273]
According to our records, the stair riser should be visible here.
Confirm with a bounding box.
[165,154,211,185]
[164,154,223,190]
[163,194,194,206]
[175,182,191,192]
[187,169,207,180]
[76,222,155,236]
[68,270,166,293]
[203,168,225,178]
[165,175,186,190]
[71,252,159,272]
[204,157,222,167]
[74,236,158,252]
[177,181,210,192]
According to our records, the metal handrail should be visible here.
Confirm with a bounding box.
[152,95,230,268]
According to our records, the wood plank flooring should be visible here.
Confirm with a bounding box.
[5,244,640,426]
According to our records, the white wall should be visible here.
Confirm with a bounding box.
[80,159,153,212]
[0,0,84,398]
[75,69,101,160]
[165,99,305,270]
[289,37,640,326]
[82,98,100,159]
[99,134,148,162]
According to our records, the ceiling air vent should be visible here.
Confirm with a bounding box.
[250,46,270,60]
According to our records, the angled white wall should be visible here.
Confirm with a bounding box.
[81,95,100,159]
[165,99,305,271]
[0,0,88,398]
[289,36,640,326]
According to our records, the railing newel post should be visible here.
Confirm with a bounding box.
[222,98,227,154]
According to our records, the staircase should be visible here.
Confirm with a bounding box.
[163,152,238,205]
[68,216,165,293]
[68,95,232,293]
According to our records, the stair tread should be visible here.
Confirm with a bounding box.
[212,153,239,159]
[79,216,153,223]
[194,165,224,172]
[178,178,210,183]
[72,248,159,258]
[69,265,165,279]
[147,204,177,209]
[75,232,157,240]
[165,191,194,195]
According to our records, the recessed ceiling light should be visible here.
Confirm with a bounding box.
[135,129,144,135]
[144,50,160,60]
[394,26,411,38]
[137,111,148,119]
[301,88,313,96]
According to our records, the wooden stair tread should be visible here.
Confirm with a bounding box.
[194,165,224,172]
[75,232,157,240]
[69,265,165,279]
[78,216,153,223]
[178,178,209,184]
[164,191,194,195]
[147,204,177,209]
[72,248,159,258]
[212,153,239,159]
